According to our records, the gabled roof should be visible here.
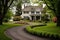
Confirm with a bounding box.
[22,6,43,11]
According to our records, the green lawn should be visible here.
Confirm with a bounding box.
[0,23,22,40]
[33,22,60,35]
[26,22,60,38]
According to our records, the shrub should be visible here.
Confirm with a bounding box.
[15,21,29,25]
[25,25,60,39]
[52,17,57,23]
[43,33,46,37]
[31,23,46,28]
[46,34,50,38]
[36,32,42,37]
[55,34,59,39]
[3,18,9,22]
[33,31,37,35]
[41,14,50,22]
[13,17,20,21]
[13,16,21,21]
[3,10,13,22]
[51,34,54,38]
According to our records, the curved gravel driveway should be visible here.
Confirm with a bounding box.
[5,25,52,40]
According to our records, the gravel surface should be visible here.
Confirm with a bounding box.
[5,25,53,40]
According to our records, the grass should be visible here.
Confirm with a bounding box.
[33,22,60,35]
[26,22,60,38]
[0,23,22,40]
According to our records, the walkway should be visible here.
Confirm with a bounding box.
[5,25,52,40]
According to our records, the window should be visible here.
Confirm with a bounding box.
[36,11,40,14]
[31,11,34,13]
[24,11,29,14]
[24,16,29,20]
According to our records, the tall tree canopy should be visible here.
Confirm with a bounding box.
[0,0,14,25]
[43,0,60,26]
[15,0,22,16]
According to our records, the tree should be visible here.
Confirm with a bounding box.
[43,0,60,26]
[3,9,13,22]
[15,0,22,16]
[0,0,14,25]
[13,0,22,21]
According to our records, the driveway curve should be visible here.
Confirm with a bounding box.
[5,25,52,40]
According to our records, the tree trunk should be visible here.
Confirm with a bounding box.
[0,9,7,25]
[0,18,3,25]
[56,16,60,26]
[56,0,60,26]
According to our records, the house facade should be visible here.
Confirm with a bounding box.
[21,6,43,21]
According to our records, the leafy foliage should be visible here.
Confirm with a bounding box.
[3,10,13,22]
[15,0,22,16]
[43,0,58,16]
[0,0,14,24]
[13,16,21,21]
[43,0,60,26]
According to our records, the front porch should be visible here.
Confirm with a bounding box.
[31,16,41,21]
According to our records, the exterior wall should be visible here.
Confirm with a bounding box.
[21,4,43,20]
[21,11,32,20]
[21,11,42,20]
[22,3,31,9]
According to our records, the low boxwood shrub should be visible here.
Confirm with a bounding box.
[43,33,46,37]
[32,31,37,35]
[31,23,46,28]
[51,34,55,38]
[55,34,60,39]
[46,34,50,38]
[25,26,31,32]
[34,32,43,37]
[25,26,60,39]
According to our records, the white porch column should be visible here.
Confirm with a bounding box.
[22,11,24,15]
[34,12,36,21]
[40,16,41,21]
[35,11,36,14]
[34,16,36,21]
[29,11,31,14]
[29,11,32,20]
[29,16,32,20]
[40,12,41,21]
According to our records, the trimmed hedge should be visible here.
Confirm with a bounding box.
[25,26,60,40]
[31,23,46,28]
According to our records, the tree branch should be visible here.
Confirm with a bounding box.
[44,0,55,11]
[8,0,14,8]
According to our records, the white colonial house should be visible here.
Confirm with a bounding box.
[21,6,43,21]
[10,0,47,21]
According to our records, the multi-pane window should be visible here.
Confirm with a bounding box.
[24,11,29,14]
[36,11,40,14]
[31,11,34,14]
